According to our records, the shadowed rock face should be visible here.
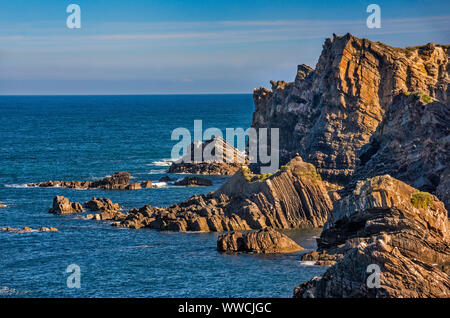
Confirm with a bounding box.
[350,93,450,210]
[294,175,450,298]
[217,228,304,254]
[28,172,155,190]
[115,156,333,232]
[252,34,449,184]
[173,177,212,187]
[48,196,83,214]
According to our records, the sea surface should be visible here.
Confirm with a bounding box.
[0,95,326,297]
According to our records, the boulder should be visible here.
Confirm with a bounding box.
[174,177,212,187]
[217,228,304,254]
[159,176,172,182]
[48,196,83,214]
[84,197,121,211]
[119,156,333,232]
[294,175,450,298]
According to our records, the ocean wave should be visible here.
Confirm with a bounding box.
[146,158,180,167]
[299,261,318,266]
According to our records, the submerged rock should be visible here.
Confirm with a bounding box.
[159,176,172,182]
[174,176,212,187]
[168,136,247,176]
[28,172,155,190]
[48,196,83,214]
[217,228,304,254]
[117,156,333,232]
[294,175,450,298]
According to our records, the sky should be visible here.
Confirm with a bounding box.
[0,0,449,95]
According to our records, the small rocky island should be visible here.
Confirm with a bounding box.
[168,136,247,176]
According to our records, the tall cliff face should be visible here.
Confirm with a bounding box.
[252,33,449,184]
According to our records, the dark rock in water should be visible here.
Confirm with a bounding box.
[159,176,172,182]
[28,172,154,190]
[174,177,212,187]
[350,93,450,210]
[84,197,121,211]
[294,175,450,298]
[251,34,449,184]
[48,196,83,214]
[168,136,247,176]
[117,156,333,232]
[217,228,304,254]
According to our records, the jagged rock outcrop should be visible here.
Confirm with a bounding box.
[84,197,121,211]
[116,156,333,232]
[173,176,212,187]
[252,34,449,184]
[168,136,247,176]
[28,172,155,190]
[217,228,304,254]
[48,196,83,214]
[351,92,450,210]
[0,226,58,233]
[294,175,450,298]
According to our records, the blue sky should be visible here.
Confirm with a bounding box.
[0,0,449,94]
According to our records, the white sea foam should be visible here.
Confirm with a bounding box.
[4,184,30,189]
[300,261,318,266]
[152,182,168,188]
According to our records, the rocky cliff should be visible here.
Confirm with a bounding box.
[252,33,449,184]
[294,175,450,298]
[116,156,333,231]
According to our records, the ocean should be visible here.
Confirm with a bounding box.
[0,95,326,297]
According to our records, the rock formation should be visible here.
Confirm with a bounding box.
[28,172,155,190]
[115,156,333,232]
[84,197,121,211]
[0,226,58,233]
[252,34,449,184]
[351,92,450,210]
[294,175,450,298]
[168,136,247,176]
[48,196,83,214]
[173,176,212,187]
[217,228,304,254]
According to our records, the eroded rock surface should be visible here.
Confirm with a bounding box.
[29,172,155,190]
[168,136,246,176]
[294,175,450,298]
[252,34,449,184]
[116,156,333,232]
[351,92,450,210]
[48,196,83,214]
[217,228,304,254]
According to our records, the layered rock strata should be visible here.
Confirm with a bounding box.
[294,175,450,298]
[217,228,304,254]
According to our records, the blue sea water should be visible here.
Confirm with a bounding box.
[0,95,326,297]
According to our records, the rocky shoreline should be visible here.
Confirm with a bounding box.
[18,33,449,298]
